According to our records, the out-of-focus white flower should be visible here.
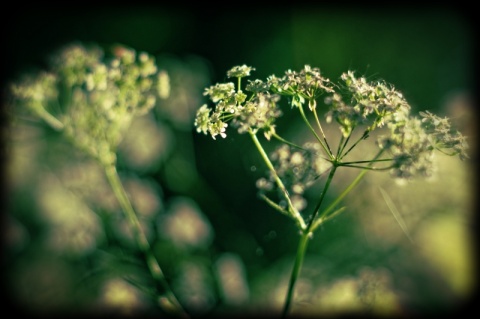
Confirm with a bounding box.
[215,253,250,306]
[158,197,213,249]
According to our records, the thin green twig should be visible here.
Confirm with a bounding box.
[319,149,385,221]
[272,133,306,150]
[249,130,306,231]
[379,187,414,243]
[312,107,333,155]
[298,104,334,160]
[104,163,188,317]
[306,166,338,231]
[282,150,386,317]
[259,193,291,218]
[37,108,64,131]
[340,130,369,160]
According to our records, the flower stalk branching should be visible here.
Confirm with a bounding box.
[9,43,188,317]
[194,64,469,316]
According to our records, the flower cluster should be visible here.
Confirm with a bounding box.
[194,66,336,141]
[195,65,469,184]
[419,111,469,160]
[377,109,469,179]
[194,65,470,316]
[268,65,334,110]
[226,65,256,78]
[377,116,436,179]
[325,71,411,137]
[257,143,332,212]
[10,43,170,165]
[194,66,282,140]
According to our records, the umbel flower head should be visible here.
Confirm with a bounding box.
[324,70,411,137]
[319,70,469,180]
[194,65,282,140]
[10,42,170,165]
[195,65,469,183]
[267,65,334,110]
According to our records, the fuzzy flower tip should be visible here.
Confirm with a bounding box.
[227,65,256,78]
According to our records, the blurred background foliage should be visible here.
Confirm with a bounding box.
[1,4,477,317]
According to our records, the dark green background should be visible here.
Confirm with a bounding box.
[4,5,474,103]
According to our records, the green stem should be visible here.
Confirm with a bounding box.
[37,108,64,131]
[338,164,392,170]
[104,163,188,317]
[306,166,337,231]
[282,165,337,318]
[340,158,394,165]
[312,107,333,155]
[259,194,290,217]
[340,130,369,160]
[249,130,306,230]
[281,231,310,318]
[298,104,334,160]
[318,149,385,221]
[337,129,353,159]
[282,149,386,316]
[272,133,306,150]
[311,206,347,232]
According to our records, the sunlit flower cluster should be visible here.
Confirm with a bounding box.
[268,65,335,110]
[420,110,469,160]
[9,43,170,165]
[193,65,471,316]
[194,67,283,140]
[378,116,436,179]
[195,65,469,185]
[325,71,411,137]
[377,109,469,179]
[227,64,256,78]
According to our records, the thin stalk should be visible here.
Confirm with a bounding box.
[282,165,337,318]
[335,134,345,159]
[306,166,337,231]
[311,206,347,232]
[298,104,334,160]
[249,131,306,230]
[282,149,385,317]
[317,168,368,221]
[339,164,392,170]
[272,133,306,150]
[259,194,290,218]
[319,149,385,221]
[336,129,353,159]
[340,158,394,165]
[281,231,310,318]
[340,130,369,160]
[37,108,64,131]
[312,107,333,155]
[104,163,188,317]
[379,187,414,243]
